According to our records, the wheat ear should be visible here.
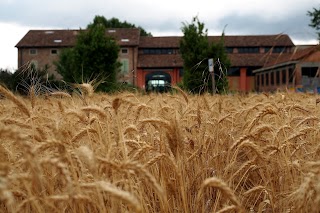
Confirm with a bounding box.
[81,181,142,213]
[197,177,243,212]
[0,85,31,117]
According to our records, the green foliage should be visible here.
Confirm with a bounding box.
[0,69,15,91]
[307,6,320,41]
[56,17,121,92]
[14,64,62,95]
[88,16,152,36]
[0,64,65,95]
[208,33,230,93]
[180,17,230,94]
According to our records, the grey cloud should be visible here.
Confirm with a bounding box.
[212,13,317,42]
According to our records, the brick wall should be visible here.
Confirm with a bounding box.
[18,46,140,84]
[18,47,62,79]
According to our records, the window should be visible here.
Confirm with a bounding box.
[282,70,287,84]
[237,47,259,53]
[261,74,264,86]
[142,49,150,54]
[29,49,37,55]
[149,49,156,54]
[265,73,269,86]
[270,72,274,85]
[264,47,272,53]
[227,67,240,76]
[141,48,174,55]
[155,49,161,54]
[256,74,260,86]
[289,68,294,83]
[225,47,234,53]
[276,71,280,85]
[302,67,318,77]
[120,59,129,74]
[161,49,173,54]
[51,49,58,54]
[179,68,184,77]
[273,47,287,53]
[121,48,128,54]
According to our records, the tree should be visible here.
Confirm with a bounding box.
[208,32,230,93]
[0,69,15,91]
[56,17,120,92]
[307,6,320,42]
[88,16,152,36]
[180,17,230,94]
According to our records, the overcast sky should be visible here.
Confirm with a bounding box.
[0,0,319,71]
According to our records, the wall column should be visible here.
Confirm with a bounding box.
[240,67,247,92]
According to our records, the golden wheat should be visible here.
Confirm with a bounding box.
[0,91,319,212]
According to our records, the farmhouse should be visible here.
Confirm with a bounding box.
[16,28,315,92]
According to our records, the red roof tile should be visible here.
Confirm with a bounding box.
[210,34,294,47]
[15,28,141,48]
[15,30,78,47]
[139,36,181,48]
[138,34,294,48]
[106,28,141,46]
[228,53,288,67]
[263,45,320,67]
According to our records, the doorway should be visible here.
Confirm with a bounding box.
[145,71,171,92]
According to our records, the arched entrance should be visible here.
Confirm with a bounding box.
[145,71,171,92]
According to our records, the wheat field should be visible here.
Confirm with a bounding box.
[0,84,319,213]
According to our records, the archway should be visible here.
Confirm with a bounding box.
[145,71,171,92]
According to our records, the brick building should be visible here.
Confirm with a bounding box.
[16,29,300,92]
[254,45,320,92]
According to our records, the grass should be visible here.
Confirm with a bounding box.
[0,84,319,212]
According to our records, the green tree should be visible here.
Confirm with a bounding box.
[56,17,120,92]
[208,33,230,93]
[180,17,230,94]
[88,16,152,36]
[307,6,320,42]
[0,69,15,91]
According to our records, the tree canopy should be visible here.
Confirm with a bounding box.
[307,6,320,42]
[180,17,230,94]
[88,16,152,36]
[56,16,120,92]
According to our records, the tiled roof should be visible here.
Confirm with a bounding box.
[253,45,320,73]
[16,30,293,50]
[138,54,184,68]
[138,34,294,48]
[228,53,286,67]
[15,28,141,48]
[210,34,294,47]
[106,28,141,46]
[263,45,320,67]
[15,30,78,47]
[139,36,181,48]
